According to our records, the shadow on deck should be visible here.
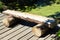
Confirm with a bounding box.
[9,17,37,28]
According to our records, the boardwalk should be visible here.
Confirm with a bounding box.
[0,13,59,40]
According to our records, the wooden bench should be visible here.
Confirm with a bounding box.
[2,10,57,37]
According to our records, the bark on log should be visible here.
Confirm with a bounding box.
[2,10,56,28]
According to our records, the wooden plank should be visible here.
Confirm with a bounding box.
[38,34,51,40]
[0,21,5,30]
[1,26,29,40]
[0,23,5,30]
[9,28,32,40]
[0,26,5,30]
[18,32,34,40]
[0,23,5,29]
[0,27,11,35]
[43,34,51,40]
[0,13,5,17]
[0,23,4,27]
[29,35,39,40]
[0,24,23,39]
[3,10,53,24]
[0,15,6,20]
[45,34,56,40]
[0,14,4,17]
[0,17,6,20]
[0,21,2,23]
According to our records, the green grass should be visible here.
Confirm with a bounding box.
[28,4,60,16]
[57,30,60,37]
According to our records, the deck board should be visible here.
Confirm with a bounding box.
[1,26,29,40]
[29,36,39,40]
[9,28,32,40]
[45,34,56,40]
[0,25,23,39]
[18,32,34,40]
[0,27,11,35]
[0,13,58,40]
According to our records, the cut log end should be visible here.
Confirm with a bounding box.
[32,26,43,37]
[2,18,9,27]
[2,16,15,27]
[32,24,46,37]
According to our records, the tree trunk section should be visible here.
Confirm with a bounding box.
[2,15,15,27]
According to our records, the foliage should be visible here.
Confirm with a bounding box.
[1,0,60,12]
[55,0,60,4]
[0,1,8,12]
[57,30,60,37]
[28,4,60,16]
[0,0,37,11]
[0,1,4,12]
[0,0,60,14]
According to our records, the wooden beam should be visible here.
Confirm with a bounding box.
[2,10,56,28]
[2,10,55,24]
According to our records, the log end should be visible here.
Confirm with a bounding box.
[2,18,9,27]
[2,15,14,27]
[32,26,44,37]
[32,24,44,37]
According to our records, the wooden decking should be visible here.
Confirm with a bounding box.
[0,13,59,40]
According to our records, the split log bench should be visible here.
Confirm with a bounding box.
[2,10,57,37]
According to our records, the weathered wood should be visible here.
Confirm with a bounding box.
[2,15,15,27]
[2,10,56,28]
[32,24,49,37]
[2,10,57,37]
[2,10,52,24]
[0,13,57,40]
[32,19,57,37]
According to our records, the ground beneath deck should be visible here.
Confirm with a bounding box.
[0,13,60,40]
